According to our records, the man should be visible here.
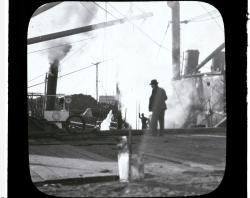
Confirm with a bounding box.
[139,113,149,129]
[149,79,168,133]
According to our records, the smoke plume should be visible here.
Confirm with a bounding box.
[48,43,72,63]
[58,2,98,28]
[46,2,98,63]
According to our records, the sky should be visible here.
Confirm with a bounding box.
[27,1,224,129]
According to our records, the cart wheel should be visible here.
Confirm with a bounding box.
[65,115,86,134]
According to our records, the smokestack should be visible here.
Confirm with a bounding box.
[46,59,59,110]
[183,50,200,75]
[45,44,72,110]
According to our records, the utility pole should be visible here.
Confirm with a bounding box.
[136,101,138,130]
[168,1,181,80]
[43,73,48,114]
[93,62,100,102]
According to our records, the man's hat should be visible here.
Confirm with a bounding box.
[150,79,158,85]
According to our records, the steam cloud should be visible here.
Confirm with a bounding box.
[165,76,225,128]
[117,75,224,129]
[164,81,194,128]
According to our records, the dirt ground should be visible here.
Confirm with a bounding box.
[30,129,226,197]
[36,170,223,197]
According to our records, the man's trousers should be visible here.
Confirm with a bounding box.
[150,109,165,130]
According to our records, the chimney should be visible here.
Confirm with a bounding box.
[46,59,59,110]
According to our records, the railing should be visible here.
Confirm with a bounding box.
[28,93,68,118]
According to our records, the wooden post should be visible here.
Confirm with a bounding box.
[128,130,132,181]
[95,62,99,102]
[168,1,180,80]
[117,136,129,182]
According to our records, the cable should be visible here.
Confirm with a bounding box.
[179,10,220,24]
[29,34,95,82]
[80,2,96,18]
[58,42,90,77]
[156,21,171,59]
[100,81,108,96]
[107,2,172,53]
[59,64,95,78]
[93,2,172,54]
[184,14,221,23]
[188,9,218,21]
[28,36,96,54]
[28,73,47,83]
[28,63,96,88]
[92,2,174,64]
[79,2,101,21]
[133,3,147,15]
[28,40,90,83]
[198,3,223,31]
[128,2,133,16]
[92,2,119,20]
[180,15,221,24]
[107,3,185,64]
[28,59,113,88]
[28,81,47,89]
[60,42,88,66]
[190,15,221,23]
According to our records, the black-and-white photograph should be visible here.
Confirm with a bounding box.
[27,1,226,197]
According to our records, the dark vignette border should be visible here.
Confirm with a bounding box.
[8,0,247,197]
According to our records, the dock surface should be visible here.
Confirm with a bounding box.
[29,128,226,196]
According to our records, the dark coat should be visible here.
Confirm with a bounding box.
[149,86,168,112]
